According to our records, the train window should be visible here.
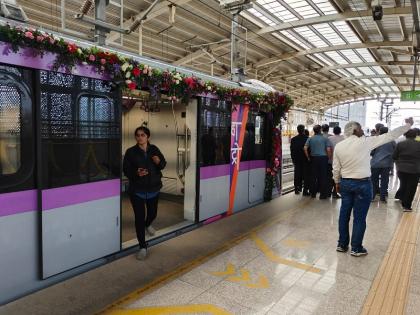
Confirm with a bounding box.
[199,97,231,166]
[40,71,120,188]
[241,112,265,161]
[0,84,21,175]
[79,96,114,139]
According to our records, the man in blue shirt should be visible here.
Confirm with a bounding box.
[371,127,396,202]
[304,125,332,199]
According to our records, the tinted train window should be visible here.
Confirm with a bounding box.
[0,84,21,175]
[40,71,120,188]
[241,111,265,161]
[199,97,231,166]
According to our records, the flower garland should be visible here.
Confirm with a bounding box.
[264,127,282,201]
[0,23,293,116]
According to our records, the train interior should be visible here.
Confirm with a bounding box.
[121,93,197,247]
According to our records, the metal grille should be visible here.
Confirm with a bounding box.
[0,84,21,175]
[0,65,22,77]
[79,96,117,139]
[40,70,75,88]
[41,92,74,138]
[80,77,112,92]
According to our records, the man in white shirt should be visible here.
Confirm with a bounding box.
[333,117,413,257]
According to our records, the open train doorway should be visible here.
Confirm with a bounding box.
[121,93,197,247]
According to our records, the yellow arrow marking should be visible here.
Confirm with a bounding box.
[226,268,251,283]
[209,263,236,277]
[251,233,321,273]
[245,275,270,289]
[107,304,232,315]
[281,239,311,248]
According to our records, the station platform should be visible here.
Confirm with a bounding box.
[1,183,419,315]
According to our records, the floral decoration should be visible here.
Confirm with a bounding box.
[0,23,293,117]
[264,127,282,201]
[0,23,292,202]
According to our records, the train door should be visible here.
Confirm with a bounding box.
[232,110,266,211]
[246,112,266,204]
[121,95,197,247]
[0,64,37,297]
[38,71,121,278]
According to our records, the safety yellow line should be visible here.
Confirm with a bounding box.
[250,233,322,273]
[97,198,312,314]
[105,304,232,315]
[361,187,420,315]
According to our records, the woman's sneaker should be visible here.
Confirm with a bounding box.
[136,248,147,260]
[146,225,156,236]
[351,247,368,257]
[336,244,348,252]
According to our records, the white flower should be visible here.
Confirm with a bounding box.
[125,80,132,84]
[121,62,130,72]
[125,71,131,78]
[77,48,82,55]
[207,86,212,91]
[175,80,180,84]
[82,61,87,65]
[148,71,152,77]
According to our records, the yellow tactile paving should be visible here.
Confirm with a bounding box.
[361,188,420,315]
[106,304,233,315]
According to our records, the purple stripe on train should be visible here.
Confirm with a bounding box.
[42,179,120,211]
[0,42,110,80]
[0,190,37,217]
[200,160,266,180]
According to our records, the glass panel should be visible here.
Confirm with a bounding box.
[0,84,21,175]
[199,97,231,166]
[40,71,120,188]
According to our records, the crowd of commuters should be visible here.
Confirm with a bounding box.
[291,118,419,257]
[291,123,344,199]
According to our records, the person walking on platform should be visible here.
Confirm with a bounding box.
[328,126,345,198]
[123,126,167,260]
[290,124,310,195]
[370,127,396,203]
[304,125,332,199]
[393,129,420,212]
[333,118,413,256]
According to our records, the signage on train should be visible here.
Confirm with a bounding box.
[400,90,420,102]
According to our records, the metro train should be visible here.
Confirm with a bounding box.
[0,21,288,303]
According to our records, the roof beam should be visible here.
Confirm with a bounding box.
[255,6,412,36]
[255,41,411,68]
[106,0,193,44]
[266,61,416,82]
[172,6,411,67]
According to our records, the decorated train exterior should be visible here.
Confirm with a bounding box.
[0,21,291,304]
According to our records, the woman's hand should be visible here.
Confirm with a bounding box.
[151,155,161,165]
[137,168,148,177]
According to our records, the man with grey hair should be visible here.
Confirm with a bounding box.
[333,118,413,257]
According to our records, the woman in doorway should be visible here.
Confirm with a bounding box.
[123,126,166,260]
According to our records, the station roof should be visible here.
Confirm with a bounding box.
[16,0,419,109]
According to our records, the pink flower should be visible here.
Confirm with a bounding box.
[49,37,55,44]
[36,35,44,42]
[100,58,106,65]
[89,54,96,62]
[24,31,34,40]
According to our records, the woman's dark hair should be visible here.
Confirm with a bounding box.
[134,126,151,138]
[404,129,417,139]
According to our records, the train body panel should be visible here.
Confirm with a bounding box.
[0,24,281,304]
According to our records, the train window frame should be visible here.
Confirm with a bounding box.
[38,71,120,189]
[199,97,232,167]
[76,93,116,139]
[0,67,34,192]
